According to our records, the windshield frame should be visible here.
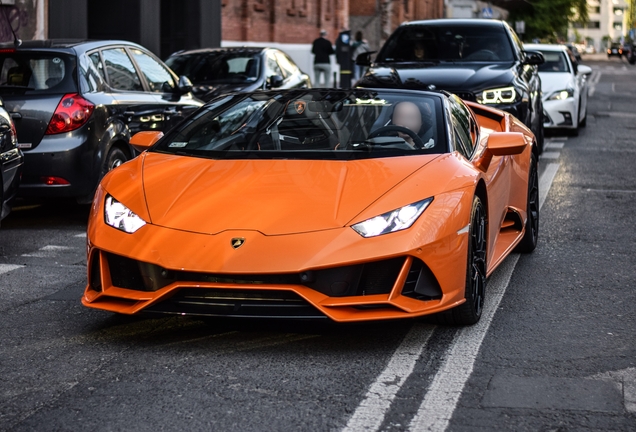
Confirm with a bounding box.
[150,89,450,161]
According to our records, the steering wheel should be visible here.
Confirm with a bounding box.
[367,125,425,149]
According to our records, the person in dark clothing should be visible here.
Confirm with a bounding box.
[312,29,334,87]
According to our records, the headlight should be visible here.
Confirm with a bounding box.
[351,198,433,238]
[104,195,147,234]
[477,86,518,104]
[548,88,574,100]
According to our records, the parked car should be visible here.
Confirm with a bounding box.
[0,99,23,223]
[627,45,636,64]
[607,43,623,58]
[525,44,592,135]
[0,40,202,203]
[165,47,311,102]
[355,19,546,152]
[82,88,539,325]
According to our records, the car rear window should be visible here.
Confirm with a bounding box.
[537,51,570,73]
[0,52,77,95]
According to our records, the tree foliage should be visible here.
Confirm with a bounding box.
[498,0,589,42]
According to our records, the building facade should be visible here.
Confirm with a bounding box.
[570,0,629,50]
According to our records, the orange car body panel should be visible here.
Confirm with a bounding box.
[82,102,535,322]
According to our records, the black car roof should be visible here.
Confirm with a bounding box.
[169,47,268,57]
[401,18,507,28]
[0,39,148,54]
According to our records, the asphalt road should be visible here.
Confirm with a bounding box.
[1,58,635,431]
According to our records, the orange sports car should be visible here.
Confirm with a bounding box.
[83,89,539,325]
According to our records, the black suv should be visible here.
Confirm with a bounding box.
[356,19,546,151]
[0,40,202,202]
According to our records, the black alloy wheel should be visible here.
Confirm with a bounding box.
[515,153,539,253]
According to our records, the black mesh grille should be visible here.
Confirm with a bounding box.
[144,289,327,319]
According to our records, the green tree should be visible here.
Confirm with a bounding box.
[498,0,589,41]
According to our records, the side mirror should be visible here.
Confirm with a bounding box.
[522,50,545,66]
[177,75,193,94]
[355,51,376,67]
[267,75,284,89]
[474,132,527,171]
[578,64,592,76]
[130,131,164,153]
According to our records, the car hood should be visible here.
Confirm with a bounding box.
[358,62,515,93]
[138,152,439,235]
[195,82,261,102]
[538,72,575,98]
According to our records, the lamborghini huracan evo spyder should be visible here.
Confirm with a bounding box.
[82,89,539,325]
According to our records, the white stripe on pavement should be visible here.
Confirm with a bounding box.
[408,254,521,432]
[539,163,560,209]
[545,142,564,150]
[21,245,75,257]
[408,163,560,432]
[343,324,435,432]
[540,151,560,160]
[0,264,24,275]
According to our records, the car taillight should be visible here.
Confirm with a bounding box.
[41,176,70,185]
[45,93,94,135]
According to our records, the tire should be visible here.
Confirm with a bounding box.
[535,109,545,154]
[102,147,128,177]
[579,99,587,128]
[432,195,487,325]
[515,153,539,253]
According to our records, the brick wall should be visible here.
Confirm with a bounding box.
[222,0,349,44]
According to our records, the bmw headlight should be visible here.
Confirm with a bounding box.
[351,198,433,238]
[104,195,147,234]
[477,86,518,104]
[548,88,574,100]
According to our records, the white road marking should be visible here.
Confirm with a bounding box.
[0,264,24,275]
[22,245,75,258]
[588,71,602,97]
[545,142,565,150]
[594,111,636,119]
[74,233,87,238]
[343,324,435,432]
[408,164,560,432]
[540,151,561,160]
[590,367,636,413]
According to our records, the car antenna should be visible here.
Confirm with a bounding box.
[0,0,22,47]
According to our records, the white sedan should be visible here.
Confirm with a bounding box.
[524,43,592,134]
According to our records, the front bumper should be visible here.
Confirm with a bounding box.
[543,98,577,129]
[83,188,473,322]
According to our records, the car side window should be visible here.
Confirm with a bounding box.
[265,52,283,78]
[448,95,476,157]
[274,51,297,78]
[129,48,175,92]
[88,52,106,81]
[101,48,143,92]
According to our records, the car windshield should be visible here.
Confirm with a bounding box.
[165,51,261,84]
[377,24,515,63]
[537,51,570,73]
[0,51,77,94]
[152,90,447,160]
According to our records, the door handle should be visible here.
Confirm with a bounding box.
[123,111,135,116]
